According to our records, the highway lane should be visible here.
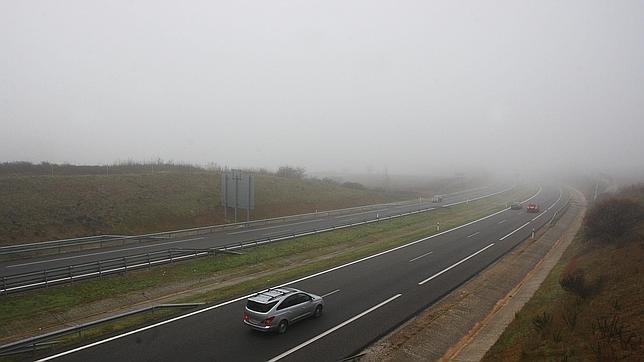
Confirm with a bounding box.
[1,185,513,277]
[37,185,565,362]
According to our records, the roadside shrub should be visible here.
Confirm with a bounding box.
[590,314,640,360]
[562,304,580,329]
[342,182,366,190]
[532,311,552,336]
[583,198,643,244]
[559,268,592,299]
[275,166,306,179]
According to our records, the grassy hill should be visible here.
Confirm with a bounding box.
[484,184,644,361]
[0,172,412,246]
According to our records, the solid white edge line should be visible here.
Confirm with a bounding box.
[408,251,433,263]
[226,219,324,235]
[267,294,402,362]
[418,243,495,285]
[441,185,514,207]
[521,186,542,203]
[499,187,563,241]
[36,186,539,361]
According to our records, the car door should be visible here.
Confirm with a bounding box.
[292,293,314,320]
[276,295,299,321]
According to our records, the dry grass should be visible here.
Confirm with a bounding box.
[484,187,644,361]
[0,172,408,245]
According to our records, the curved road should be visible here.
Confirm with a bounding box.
[36,184,565,361]
[1,185,512,278]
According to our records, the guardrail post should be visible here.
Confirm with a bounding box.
[2,276,6,295]
[98,261,102,277]
[44,269,48,286]
[68,265,73,283]
[170,250,174,263]
[123,257,127,272]
[147,253,151,269]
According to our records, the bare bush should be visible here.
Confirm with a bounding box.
[583,198,643,243]
[559,268,592,299]
[591,314,640,360]
[562,304,580,329]
[275,166,306,179]
[532,311,552,336]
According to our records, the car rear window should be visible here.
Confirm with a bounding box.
[246,300,278,313]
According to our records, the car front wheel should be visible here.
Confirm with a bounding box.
[313,305,323,318]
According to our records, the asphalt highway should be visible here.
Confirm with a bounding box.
[36,185,566,362]
[0,185,512,278]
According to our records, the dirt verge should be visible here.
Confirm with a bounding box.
[359,188,587,361]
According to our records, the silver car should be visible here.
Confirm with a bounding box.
[243,287,324,334]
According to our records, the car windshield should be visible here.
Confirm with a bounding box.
[246,300,278,313]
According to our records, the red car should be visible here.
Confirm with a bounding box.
[526,203,540,213]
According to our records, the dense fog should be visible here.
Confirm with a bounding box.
[2,1,643,178]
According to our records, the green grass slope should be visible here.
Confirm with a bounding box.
[0,172,409,246]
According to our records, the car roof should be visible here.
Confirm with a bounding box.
[247,287,301,304]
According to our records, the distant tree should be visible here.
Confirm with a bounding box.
[322,177,339,185]
[276,166,306,179]
[583,198,643,243]
[342,181,366,190]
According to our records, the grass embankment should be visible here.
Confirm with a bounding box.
[0,172,410,246]
[484,185,644,361]
[0,187,535,345]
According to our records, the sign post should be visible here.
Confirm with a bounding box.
[221,170,255,222]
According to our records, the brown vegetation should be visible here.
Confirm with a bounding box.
[485,185,644,361]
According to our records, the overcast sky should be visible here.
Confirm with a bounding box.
[1,1,643,176]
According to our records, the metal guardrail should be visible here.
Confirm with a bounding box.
[0,185,514,295]
[1,248,219,295]
[0,185,495,259]
[0,303,204,357]
[0,200,425,260]
[549,196,572,227]
[0,204,445,295]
